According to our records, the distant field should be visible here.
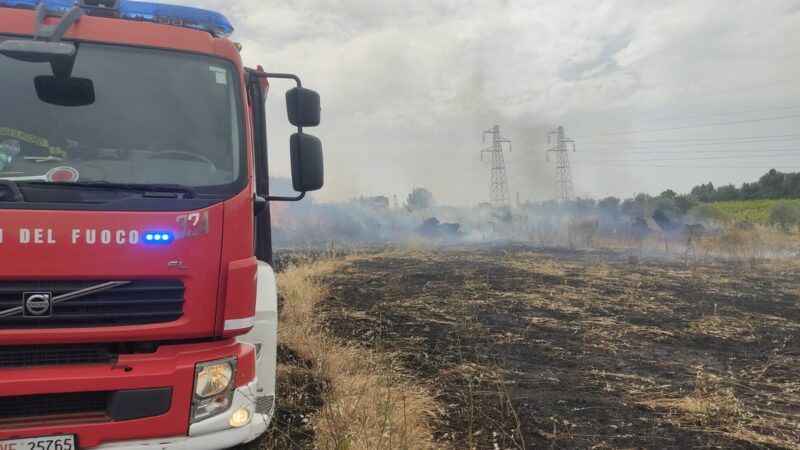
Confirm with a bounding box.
[706,199,800,223]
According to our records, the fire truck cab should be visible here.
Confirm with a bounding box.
[0,1,323,449]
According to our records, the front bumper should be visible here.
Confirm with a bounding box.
[91,381,272,450]
[0,339,262,449]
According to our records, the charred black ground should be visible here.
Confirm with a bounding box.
[312,245,799,449]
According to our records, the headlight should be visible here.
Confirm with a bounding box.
[191,357,237,423]
[195,361,234,398]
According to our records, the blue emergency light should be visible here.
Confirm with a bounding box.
[0,0,234,37]
[144,231,174,244]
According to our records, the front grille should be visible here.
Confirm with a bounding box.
[0,344,118,368]
[0,391,109,421]
[0,387,172,428]
[0,280,184,328]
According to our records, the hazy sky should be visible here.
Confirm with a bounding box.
[176,0,800,205]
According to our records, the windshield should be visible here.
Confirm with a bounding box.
[0,37,245,194]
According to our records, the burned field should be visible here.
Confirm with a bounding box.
[317,245,800,449]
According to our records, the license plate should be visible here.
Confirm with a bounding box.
[0,435,75,450]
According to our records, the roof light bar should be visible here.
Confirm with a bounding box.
[0,0,234,37]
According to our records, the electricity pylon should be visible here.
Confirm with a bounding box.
[481,125,511,208]
[547,126,576,201]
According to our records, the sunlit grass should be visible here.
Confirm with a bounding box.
[706,199,800,224]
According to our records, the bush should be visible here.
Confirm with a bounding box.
[675,195,700,214]
[767,202,800,233]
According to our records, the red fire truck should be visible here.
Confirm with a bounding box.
[0,1,323,448]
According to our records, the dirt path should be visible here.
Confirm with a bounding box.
[319,245,800,449]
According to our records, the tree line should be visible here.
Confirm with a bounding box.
[514,169,800,232]
[402,170,800,232]
[688,169,800,202]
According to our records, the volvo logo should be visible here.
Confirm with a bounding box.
[23,292,53,317]
[0,282,130,319]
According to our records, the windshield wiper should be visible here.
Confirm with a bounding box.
[24,181,197,199]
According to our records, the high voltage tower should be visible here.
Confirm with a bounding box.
[547,126,576,201]
[481,125,512,208]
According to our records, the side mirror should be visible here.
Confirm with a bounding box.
[35,75,95,107]
[286,87,320,127]
[290,133,324,192]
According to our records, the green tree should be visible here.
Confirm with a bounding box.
[691,182,716,202]
[740,182,760,200]
[683,170,800,202]
[715,184,740,201]
[758,169,784,199]
[621,194,651,217]
[566,198,596,217]
[782,172,800,197]
[653,197,677,216]
[597,196,621,219]
[767,202,800,233]
[405,187,434,212]
[674,194,699,214]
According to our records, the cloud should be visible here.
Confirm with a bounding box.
[171,0,800,204]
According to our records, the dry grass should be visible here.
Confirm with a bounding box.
[687,313,758,342]
[700,225,800,261]
[595,236,676,253]
[273,257,439,450]
[643,370,745,428]
[641,366,800,449]
[589,226,800,263]
[393,236,435,253]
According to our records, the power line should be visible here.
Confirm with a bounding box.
[576,153,800,163]
[410,145,796,183]
[566,78,800,121]
[573,113,800,138]
[712,79,800,95]
[581,147,800,154]
[572,105,800,131]
[420,150,796,192]
[579,133,800,145]
[643,105,800,123]
[407,140,799,198]
[572,163,800,169]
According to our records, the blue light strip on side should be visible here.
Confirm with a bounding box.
[0,0,234,37]
[144,231,174,244]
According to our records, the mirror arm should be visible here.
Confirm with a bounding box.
[267,191,306,202]
[250,71,302,87]
[36,4,84,43]
[51,49,77,78]
[247,70,320,201]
